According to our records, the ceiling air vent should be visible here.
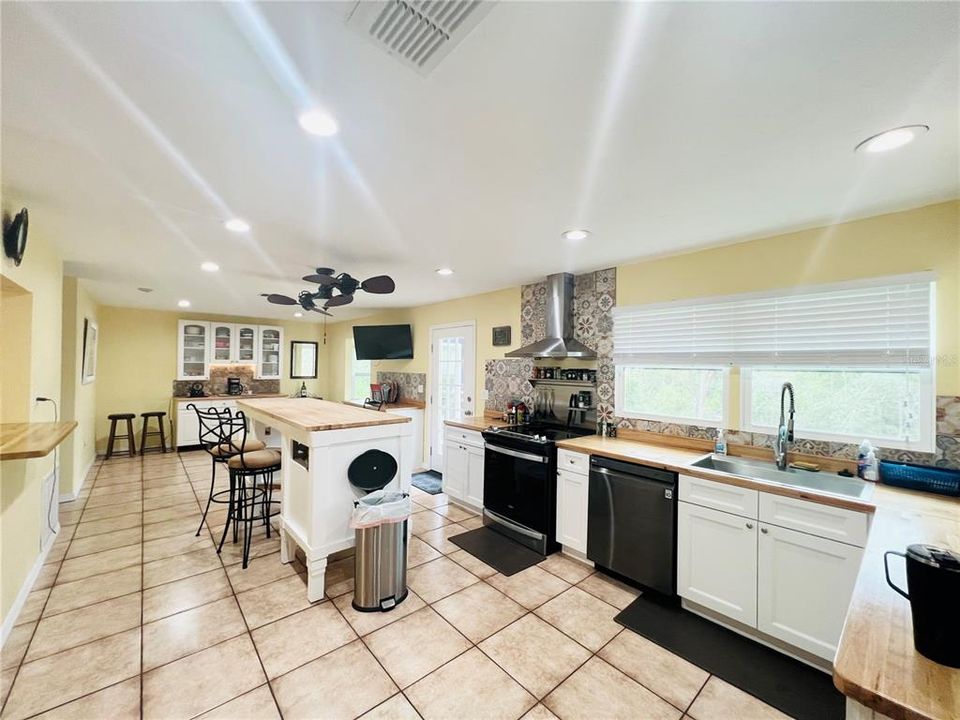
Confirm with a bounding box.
[346,0,495,76]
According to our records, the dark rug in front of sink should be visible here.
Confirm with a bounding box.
[615,593,844,720]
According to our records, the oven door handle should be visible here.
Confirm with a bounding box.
[484,443,548,464]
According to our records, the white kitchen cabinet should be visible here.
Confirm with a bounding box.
[177,321,211,380]
[211,323,235,363]
[442,425,484,508]
[466,444,485,508]
[390,408,424,471]
[677,500,758,627]
[557,466,588,553]
[236,324,258,364]
[443,439,467,500]
[757,522,864,661]
[176,399,238,448]
[257,326,283,379]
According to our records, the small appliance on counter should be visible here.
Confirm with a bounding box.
[884,543,960,667]
[226,377,244,396]
[188,382,206,398]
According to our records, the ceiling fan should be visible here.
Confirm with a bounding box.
[262,267,396,314]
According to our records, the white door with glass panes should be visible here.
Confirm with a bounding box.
[236,325,258,364]
[178,321,211,380]
[211,323,234,363]
[258,326,283,379]
[429,323,476,473]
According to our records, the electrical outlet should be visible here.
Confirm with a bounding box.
[417,384,424,393]
[482,389,489,400]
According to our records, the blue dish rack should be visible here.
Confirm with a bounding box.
[879,460,960,497]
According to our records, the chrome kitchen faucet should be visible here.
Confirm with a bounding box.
[775,382,795,470]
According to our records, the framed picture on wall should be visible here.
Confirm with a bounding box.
[81,318,97,384]
[492,325,511,346]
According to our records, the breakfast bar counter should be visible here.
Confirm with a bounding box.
[237,398,413,601]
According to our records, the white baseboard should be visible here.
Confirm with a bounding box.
[59,454,96,502]
[0,523,57,649]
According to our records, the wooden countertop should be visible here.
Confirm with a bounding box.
[1,422,78,460]
[174,394,285,403]
[237,398,411,432]
[833,485,960,720]
[344,400,426,410]
[444,415,511,431]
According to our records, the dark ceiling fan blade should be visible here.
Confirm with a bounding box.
[325,294,354,308]
[262,293,298,305]
[361,275,396,294]
[303,273,338,286]
[311,307,332,316]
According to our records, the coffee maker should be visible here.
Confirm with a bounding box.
[226,377,244,396]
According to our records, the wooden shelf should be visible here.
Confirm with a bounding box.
[529,378,596,387]
[1,422,78,460]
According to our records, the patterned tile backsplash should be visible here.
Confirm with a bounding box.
[172,364,280,397]
[484,358,534,412]
[377,371,426,403]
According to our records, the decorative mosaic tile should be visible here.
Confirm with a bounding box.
[377,372,426,403]
[935,434,960,469]
[936,396,960,436]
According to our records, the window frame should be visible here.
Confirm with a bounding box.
[344,339,372,402]
[614,364,731,428]
[739,366,936,452]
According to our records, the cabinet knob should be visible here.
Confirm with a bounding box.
[746,523,754,529]
[760,527,768,534]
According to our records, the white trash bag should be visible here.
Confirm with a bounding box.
[350,490,411,529]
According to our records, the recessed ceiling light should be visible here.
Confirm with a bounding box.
[298,109,338,137]
[294,312,303,318]
[200,261,219,272]
[855,125,929,154]
[562,229,590,241]
[436,268,454,276]
[177,299,191,308]
[224,218,250,233]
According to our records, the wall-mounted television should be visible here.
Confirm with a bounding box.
[353,324,414,360]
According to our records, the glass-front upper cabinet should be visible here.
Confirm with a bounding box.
[257,326,283,379]
[237,325,258,364]
[211,324,234,363]
[178,321,210,380]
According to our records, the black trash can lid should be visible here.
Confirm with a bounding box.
[348,449,398,493]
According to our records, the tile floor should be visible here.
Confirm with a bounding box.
[0,451,792,720]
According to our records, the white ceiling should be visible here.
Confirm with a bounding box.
[2,1,957,321]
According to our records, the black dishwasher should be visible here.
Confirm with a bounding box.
[587,455,678,597]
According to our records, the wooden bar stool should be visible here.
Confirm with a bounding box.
[106,413,137,458]
[140,411,168,454]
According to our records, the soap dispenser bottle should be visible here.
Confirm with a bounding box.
[715,428,727,455]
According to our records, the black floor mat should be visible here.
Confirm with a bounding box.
[449,527,543,576]
[615,594,844,720]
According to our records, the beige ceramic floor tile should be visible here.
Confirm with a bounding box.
[65,527,141,560]
[1,622,35,670]
[26,594,142,662]
[89,481,141,497]
[544,656,681,720]
[406,647,536,720]
[80,501,143,522]
[521,703,560,720]
[538,553,595,584]
[83,490,142,509]
[0,668,15,709]
[142,634,266,720]
[219,532,280,566]
[143,546,222,588]
[407,555,479,603]
[486,566,571,610]
[72,513,142,539]
[410,509,451,535]
[687,677,792,720]
[535,586,621,651]
[408,536,443,568]
[143,503,200,526]
[31,676,140,720]
[323,556,355,598]
[236,574,314,629]
[479,614,591,699]
[46,542,69,563]
[448,548,498,579]
[14,588,50,627]
[142,484,193,500]
[143,515,202,541]
[459,515,485,531]
[433,503,476,522]
[333,589,426,636]
[418,523,469,554]
[358,693,421,720]
[576,572,641,610]
[142,531,210,563]
[271,640,397,720]
[411,491,449,509]
[364,607,471,688]
[55,545,141,584]
[599,631,709,711]
[195,685,280,720]
[2,629,140,720]
[433,581,526,643]
[142,490,196,511]
[44,566,141,617]
[251,602,356,678]
[142,568,232,623]
[226,551,297,593]
[142,596,246,670]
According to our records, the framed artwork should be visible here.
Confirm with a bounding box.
[492,325,512,346]
[82,318,98,384]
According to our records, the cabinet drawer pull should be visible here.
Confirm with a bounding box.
[746,523,754,529]
[760,527,768,534]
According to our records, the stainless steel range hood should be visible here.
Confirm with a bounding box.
[506,273,597,359]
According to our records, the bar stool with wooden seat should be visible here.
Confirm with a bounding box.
[139,411,169,454]
[217,411,281,568]
[190,404,266,537]
[105,413,137,458]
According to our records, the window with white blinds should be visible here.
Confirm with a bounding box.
[613,273,934,368]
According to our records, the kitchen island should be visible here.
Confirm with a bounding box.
[237,398,413,601]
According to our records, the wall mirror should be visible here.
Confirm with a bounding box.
[290,341,318,379]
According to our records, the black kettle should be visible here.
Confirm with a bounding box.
[884,544,960,667]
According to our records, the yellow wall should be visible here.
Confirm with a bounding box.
[617,201,960,395]
[0,227,65,624]
[94,307,332,451]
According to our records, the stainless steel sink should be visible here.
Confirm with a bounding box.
[690,454,873,500]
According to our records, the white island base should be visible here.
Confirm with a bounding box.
[238,398,413,602]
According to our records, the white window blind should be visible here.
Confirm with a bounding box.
[614,273,934,368]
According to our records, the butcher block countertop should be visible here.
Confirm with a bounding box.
[1,422,78,460]
[444,415,511,431]
[556,432,960,720]
[173,393,285,403]
[237,397,410,432]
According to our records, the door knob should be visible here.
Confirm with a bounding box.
[746,523,754,529]
[760,527,768,534]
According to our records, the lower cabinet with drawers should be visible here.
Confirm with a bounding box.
[677,474,868,662]
[442,425,485,509]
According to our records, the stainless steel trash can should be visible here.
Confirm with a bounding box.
[351,491,410,612]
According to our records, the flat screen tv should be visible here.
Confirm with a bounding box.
[353,324,414,360]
